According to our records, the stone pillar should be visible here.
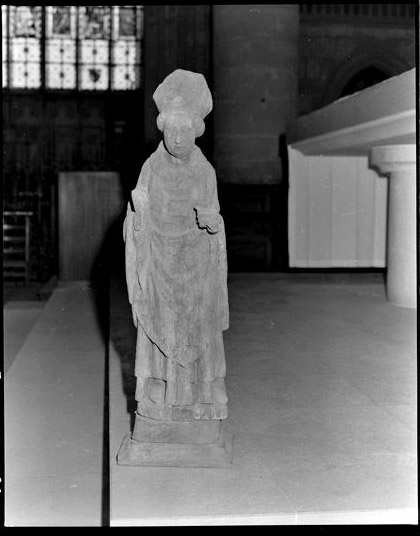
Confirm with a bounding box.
[370,145,416,308]
[212,5,299,184]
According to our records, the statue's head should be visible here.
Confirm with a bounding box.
[153,69,212,160]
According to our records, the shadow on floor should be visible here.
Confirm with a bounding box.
[89,212,138,434]
[88,211,131,527]
[109,276,138,431]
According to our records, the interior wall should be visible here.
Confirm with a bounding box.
[212,4,299,185]
[298,10,415,114]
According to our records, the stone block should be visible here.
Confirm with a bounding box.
[117,423,234,468]
[132,414,222,444]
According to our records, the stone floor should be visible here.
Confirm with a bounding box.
[4,281,106,527]
[109,273,417,525]
[4,277,58,372]
[4,301,44,373]
[4,273,417,526]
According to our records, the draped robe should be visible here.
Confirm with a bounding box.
[124,142,229,422]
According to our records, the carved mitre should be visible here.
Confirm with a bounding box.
[153,69,213,119]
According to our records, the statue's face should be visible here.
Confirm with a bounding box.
[163,112,196,160]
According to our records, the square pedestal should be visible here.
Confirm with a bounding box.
[116,418,234,468]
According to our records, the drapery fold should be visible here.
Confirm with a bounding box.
[124,142,229,421]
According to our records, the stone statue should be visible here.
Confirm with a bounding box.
[117,69,233,467]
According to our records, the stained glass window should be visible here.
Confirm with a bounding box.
[112,6,143,90]
[79,6,111,91]
[2,6,144,91]
[7,6,42,89]
[45,6,77,89]
[2,6,8,88]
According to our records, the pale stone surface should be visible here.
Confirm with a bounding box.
[4,301,44,373]
[131,414,222,444]
[370,145,416,309]
[121,70,231,465]
[117,425,234,468]
[5,283,105,526]
[110,273,416,524]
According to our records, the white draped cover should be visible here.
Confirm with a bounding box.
[288,148,387,268]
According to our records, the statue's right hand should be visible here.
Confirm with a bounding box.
[132,188,149,213]
[133,212,142,231]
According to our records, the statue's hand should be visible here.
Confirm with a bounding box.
[194,206,222,233]
[132,187,149,213]
[133,212,142,231]
[132,188,149,231]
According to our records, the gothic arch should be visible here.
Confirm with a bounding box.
[322,47,411,106]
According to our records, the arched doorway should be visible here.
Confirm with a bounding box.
[322,47,411,106]
[339,66,390,98]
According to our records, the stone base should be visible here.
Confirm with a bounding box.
[117,422,234,468]
[132,414,222,444]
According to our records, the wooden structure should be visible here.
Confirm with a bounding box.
[58,172,125,281]
[3,211,33,283]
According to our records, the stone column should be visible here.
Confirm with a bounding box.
[370,145,416,308]
[212,5,299,184]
